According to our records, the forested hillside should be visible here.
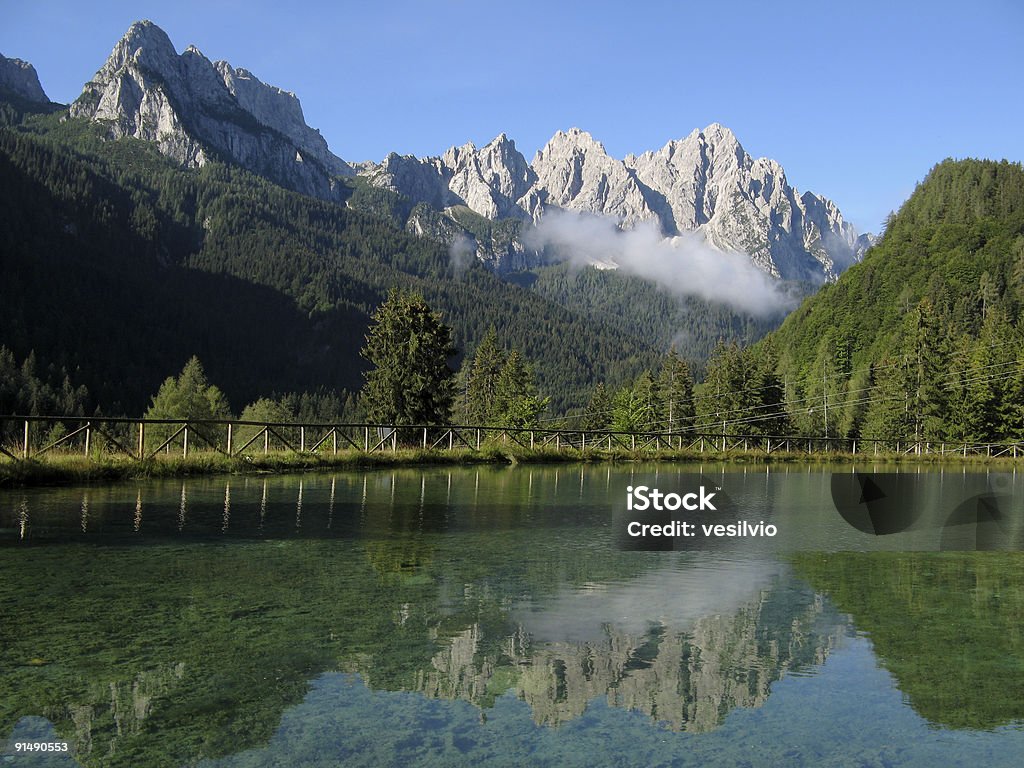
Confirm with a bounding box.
[0,106,663,415]
[11,93,1016,439]
[519,263,795,368]
[765,159,1024,441]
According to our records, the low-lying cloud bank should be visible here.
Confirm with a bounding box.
[523,210,795,316]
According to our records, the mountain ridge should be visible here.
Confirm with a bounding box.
[0,53,50,105]
[61,20,870,286]
[69,20,352,200]
[364,122,874,282]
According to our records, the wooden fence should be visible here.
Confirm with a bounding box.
[1,415,1023,461]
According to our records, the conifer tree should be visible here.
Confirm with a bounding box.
[359,288,457,425]
[581,382,613,431]
[655,349,695,433]
[464,326,506,424]
[492,349,549,428]
[751,340,790,436]
[144,356,231,449]
[145,356,231,422]
[612,371,656,432]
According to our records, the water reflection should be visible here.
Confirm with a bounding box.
[409,564,843,733]
[0,466,1022,768]
[3,464,1022,550]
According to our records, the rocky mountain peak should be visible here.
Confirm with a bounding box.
[104,19,178,76]
[535,127,609,161]
[0,53,50,104]
[71,20,352,199]
[364,123,872,283]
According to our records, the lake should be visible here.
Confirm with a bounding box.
[1,463,1023,767]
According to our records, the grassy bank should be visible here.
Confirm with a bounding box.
[1,444,1021,488]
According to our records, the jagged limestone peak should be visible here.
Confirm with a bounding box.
[69,20,352,197]
[0,53,50,103]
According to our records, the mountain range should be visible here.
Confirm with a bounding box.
[61,20,871,284]
[0,20,896,417]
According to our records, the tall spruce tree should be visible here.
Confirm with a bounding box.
[463,326,505,424]
[751,341,790,436]
[697,342,749,435]
[581,382,613,430]
[612,371,656,432]
[655,349,695,433]
[359,288,457,425]
[492,349,549,428]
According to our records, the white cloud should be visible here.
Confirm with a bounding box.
[523,210,794,316]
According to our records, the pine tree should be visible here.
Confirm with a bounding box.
[861,357,914,443]
[696,342,748,435]
[612,371,656,432]
[144,357,231,422]
[359,288,457,425]
[463,326,506,424]
[144,356,231,449]
[581,382,613,430]
[910,298,948,441]
[751,340,790,436]
[492,349,549,428]
[655,349,695,433]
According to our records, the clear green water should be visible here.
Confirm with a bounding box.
[1,464,1022,767]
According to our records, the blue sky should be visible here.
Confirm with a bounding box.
[4,0,1022,234]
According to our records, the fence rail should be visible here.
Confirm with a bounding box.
[2,415,1023,462]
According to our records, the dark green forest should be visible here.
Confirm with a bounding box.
[4,91,1023,440]
[667,159,1024,442]
[0,103,671,417]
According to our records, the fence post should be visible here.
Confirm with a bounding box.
[476,429,481,450]
[226,423,232,456]
[449,431,454,450]
[23,420,29,459]
[300,427,306,453]
[364,427,369,452]
[85,424,91,457]
[423,427,428,449]
[183,426,189,457]
[333,430,337,455]
[392,429,398,452]
[264,428,269,455]
[582,433,586,453]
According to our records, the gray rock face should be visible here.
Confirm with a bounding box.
[364,123,871,282]
[367,153,451,210]
[365,133,537,221]
[530,128,662,228]
[0,54,50,103]
[70,20,352,199]
[444,134,536,220]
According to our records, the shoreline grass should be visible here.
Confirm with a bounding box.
[0,444,1020,488]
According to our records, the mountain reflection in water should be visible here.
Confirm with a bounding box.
[1,466,1022,768]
